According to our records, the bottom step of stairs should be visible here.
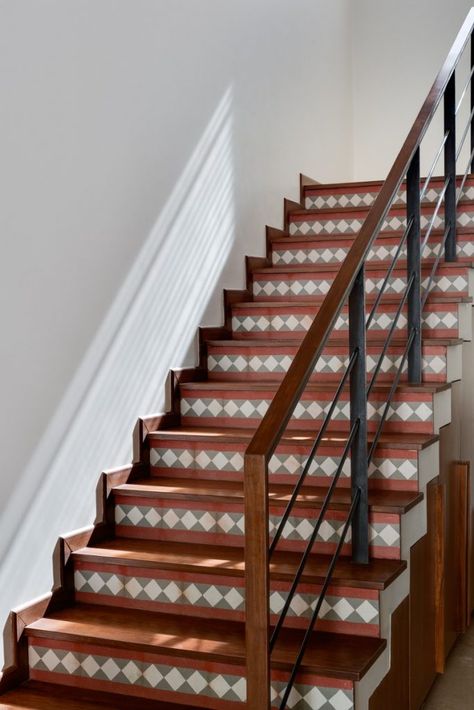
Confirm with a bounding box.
[23,603,386,708]
[0,681,197,709]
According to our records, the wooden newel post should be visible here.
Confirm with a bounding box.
[244,453,271,709]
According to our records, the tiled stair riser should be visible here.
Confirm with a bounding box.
[288,203,474,237]
[26,639,354,710]
[303,181,474,210]
[231,301,472,341]
[252,267,474,301]
[180,387,450,435]
[272,232,474,266]
[207,343,462,385]
[114,494,402,560]
[150,439,421,492]
[73,561,380,637]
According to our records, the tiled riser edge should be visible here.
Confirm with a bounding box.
[273,237,474,266]
[74,565,380,636]
[114,499,401,559]
[253,272,472,300]
[180,395,437,434]
[28,641,354,709]
[232,304,469,340]
[150,444,419,491]
[304,184,474,210]
[289,210,474,236]
[208,350,449,384]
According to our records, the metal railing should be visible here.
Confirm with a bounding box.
[244,9,474,708]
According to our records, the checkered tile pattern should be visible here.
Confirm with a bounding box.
[232,308,459,336]
[288,212,444,237]
[181,395,433,426]
[150,446,418,484]
[253,272,470,299]
[272,238,455,266]
[115,504,245,536]
[271,682,354,710]
[305,188,406,210]
[304,184,474,210]
[28,644,353,709]
[74,569,379,627]
[29,645,248,703]
[115,502,400,551]
[208,351,446,379]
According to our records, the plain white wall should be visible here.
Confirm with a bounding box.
[352,0,474,179]
[0,0,353,664]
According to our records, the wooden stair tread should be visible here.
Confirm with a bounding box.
[25,604,386,680]
[270,225,474,242]
[252,259,474,275]
[288,200,474,218]
[180,379,450,394]
[75,538,406,589]
[206,336,462,347]
[233,294,473,307]
[148,425,438,450]
[117,477,422,513]
[301,174,470,191]
[0,681,189,709]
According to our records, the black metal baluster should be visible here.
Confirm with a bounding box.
[445,73,457,261]
[406,148,422,383]
[349,265,369,564]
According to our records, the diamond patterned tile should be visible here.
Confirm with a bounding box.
[29,644,354,709]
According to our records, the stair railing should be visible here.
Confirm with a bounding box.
[244,8,474,709]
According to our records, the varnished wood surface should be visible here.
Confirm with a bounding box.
[74,538,406,589]
[409,480,440,709]
[0,681,197,709]
[25,603,385,680]
[147,425,438,450]
[253,259,474,276]
[369,597,409,710]
[116,476,423,513]
[180,380,450,395]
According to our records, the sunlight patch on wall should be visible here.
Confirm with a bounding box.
[0,87,235,665]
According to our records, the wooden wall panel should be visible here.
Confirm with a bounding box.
[409,480,443,707]
[369,597,409,710]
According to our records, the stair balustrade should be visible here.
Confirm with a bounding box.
[244,9,474,708]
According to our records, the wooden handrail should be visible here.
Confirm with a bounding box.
[244,9,474,709]
[245,7,474,462]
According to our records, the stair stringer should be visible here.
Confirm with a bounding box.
[356,439,442,708]
[0,462,147,694]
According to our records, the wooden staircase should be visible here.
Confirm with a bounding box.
[0,174,471,708]
[2,12,474,709]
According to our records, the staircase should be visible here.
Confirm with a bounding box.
[2,11,474,710]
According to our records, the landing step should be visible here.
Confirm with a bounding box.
[116,477,423,514]
[0,681,188,709]
[25,603,386,681]
[74,538,406,589]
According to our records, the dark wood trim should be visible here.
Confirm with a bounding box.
[432,481,446,674]
[451,461,470,632]
[198,326,230,370]
[369,596,409,710]
[283,197,303,232]
[244,453,270,710]
[300,173,322,203]
[132,413,179,464]
[245,255,269,293]
[223,289,251,331]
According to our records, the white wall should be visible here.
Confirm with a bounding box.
[352,0,474,180]
[0,0,353,664]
